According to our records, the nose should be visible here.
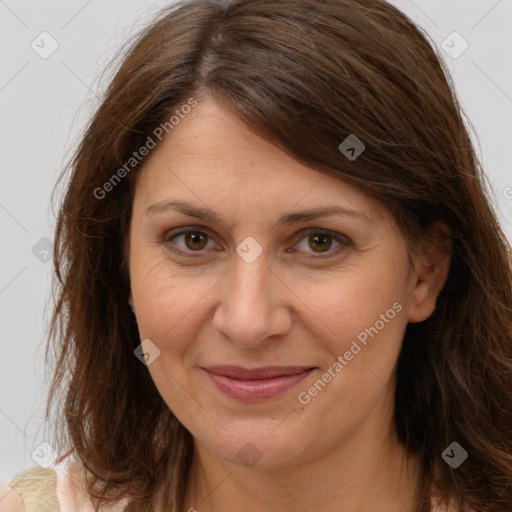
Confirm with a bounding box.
[212,251,292,349]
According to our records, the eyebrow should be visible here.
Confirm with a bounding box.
[144,199,372,227]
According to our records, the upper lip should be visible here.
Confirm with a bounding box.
[202,365,315,380]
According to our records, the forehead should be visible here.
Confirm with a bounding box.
[134,97,388,225]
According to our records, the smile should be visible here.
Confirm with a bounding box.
[201,366,316,402]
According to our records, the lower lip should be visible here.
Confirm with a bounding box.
[203,368,315,402]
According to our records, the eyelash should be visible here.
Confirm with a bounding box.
[162,226,351,260]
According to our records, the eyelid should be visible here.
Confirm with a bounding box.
[295,227,351,245]
[289,227,350,259]
[162,226,218,256]
[163,225,351,258]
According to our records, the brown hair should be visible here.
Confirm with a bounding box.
[46,0,512,510]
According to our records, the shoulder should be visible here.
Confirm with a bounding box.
[3,460,130,512]
[0,485,26,512]
[1,466,58,512]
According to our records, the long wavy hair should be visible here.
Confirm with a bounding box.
[46,0,512,510]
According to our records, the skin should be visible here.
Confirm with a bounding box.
[127,96,451,512]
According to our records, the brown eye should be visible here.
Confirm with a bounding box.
[164,228,215,255]
[293,228,350,258]
[308,233,333,252]
[183,231,209,251]
[164,226,349,259]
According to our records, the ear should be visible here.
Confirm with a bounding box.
[407,222,451,324]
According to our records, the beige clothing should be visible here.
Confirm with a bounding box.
[7,459,129,512]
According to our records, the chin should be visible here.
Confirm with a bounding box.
[193,418,320,470]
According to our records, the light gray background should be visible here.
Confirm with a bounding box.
[1,0,511,488]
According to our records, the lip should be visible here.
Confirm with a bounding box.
[201,365,315,402]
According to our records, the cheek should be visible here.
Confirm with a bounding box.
[129,253,222,362]
[307,264,407,345]
[129,262,211,414]
[302,264,409,403]
[131,246,409,350]
[135,274,197,343]
[293,273,407,429]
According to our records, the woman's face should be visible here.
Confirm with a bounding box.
[128,96,436,469]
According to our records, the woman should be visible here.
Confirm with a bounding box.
[3,0,512,511]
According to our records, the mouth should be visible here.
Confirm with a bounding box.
[201,365,316,402]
